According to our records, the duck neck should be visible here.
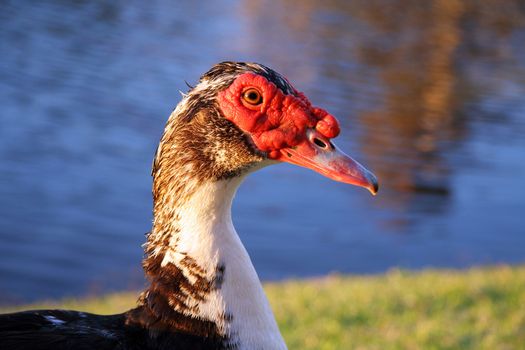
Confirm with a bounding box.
[138,174,286,349]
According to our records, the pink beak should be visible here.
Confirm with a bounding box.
[276,129,378,195]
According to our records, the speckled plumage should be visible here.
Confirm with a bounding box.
[0,62,293,350]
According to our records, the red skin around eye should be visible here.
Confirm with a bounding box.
[217,73,340,158]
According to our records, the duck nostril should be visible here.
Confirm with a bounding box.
[313,138,327,149]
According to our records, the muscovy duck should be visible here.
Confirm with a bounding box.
[0,62,378,350]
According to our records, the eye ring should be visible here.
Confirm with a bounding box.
[241,88,263,106]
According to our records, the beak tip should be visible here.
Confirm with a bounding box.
[367,175,379,196]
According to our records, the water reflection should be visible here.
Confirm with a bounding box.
[354,0,465,217]
[243,0,525,211]
[0,0,524,303]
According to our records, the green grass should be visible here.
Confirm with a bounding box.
[2,265,525,349]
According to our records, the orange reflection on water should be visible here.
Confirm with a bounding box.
[239,0,525,218]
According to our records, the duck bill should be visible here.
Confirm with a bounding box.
[277,141,379,195]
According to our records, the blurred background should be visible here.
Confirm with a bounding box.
[0,0,524,305]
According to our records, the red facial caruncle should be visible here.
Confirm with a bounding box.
[217,72,378,195]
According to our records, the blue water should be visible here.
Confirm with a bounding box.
[1,1,524,304]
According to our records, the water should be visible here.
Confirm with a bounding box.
[1,0,524,304]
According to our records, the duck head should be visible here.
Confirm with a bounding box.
[156,61,378,195]
[216,69,378,195]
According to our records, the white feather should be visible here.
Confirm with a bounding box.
[161,176,287,349]
[44,315,66,326]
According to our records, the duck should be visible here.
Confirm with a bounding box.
[0,61,378,350]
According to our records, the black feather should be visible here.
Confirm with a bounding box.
[0,309,229,350]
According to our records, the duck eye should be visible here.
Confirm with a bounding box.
[242,88,263,106]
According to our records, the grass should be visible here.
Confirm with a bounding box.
[2,265,524,349]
